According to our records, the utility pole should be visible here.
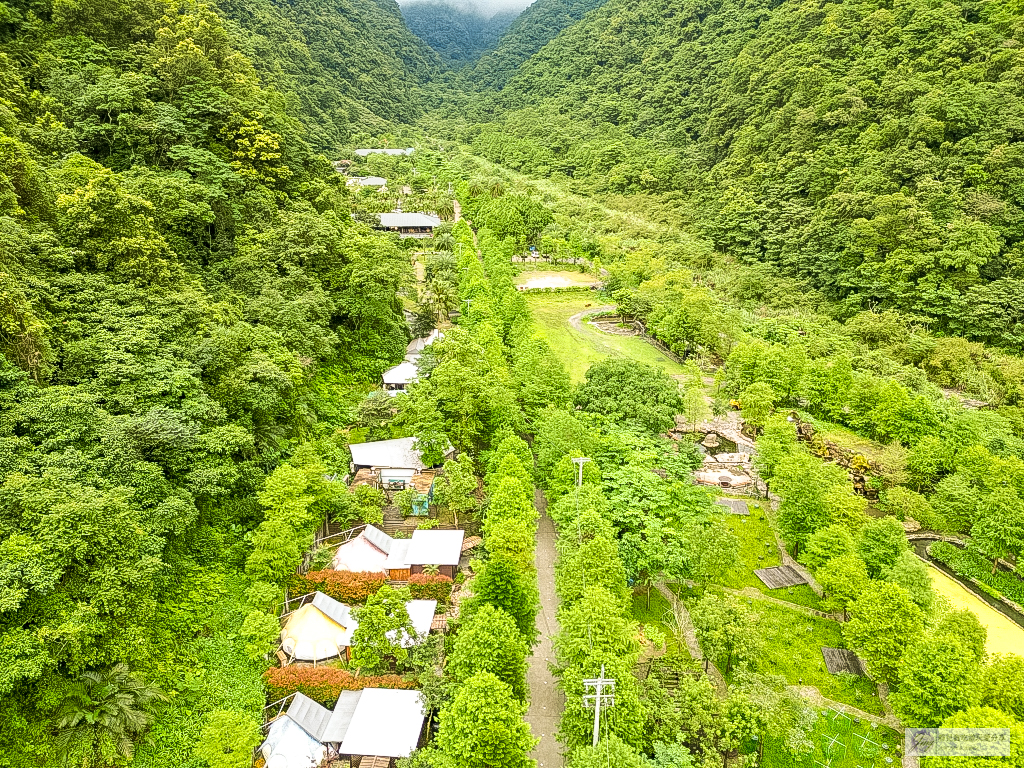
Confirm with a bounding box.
[571,457,591,519]
[582,664,615,747]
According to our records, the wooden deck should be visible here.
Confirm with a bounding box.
[753,564,808,589]
[714,498,750,515]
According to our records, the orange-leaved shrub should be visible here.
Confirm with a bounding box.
[264,667,416,706]
[286,570,385,603]
[408,573,453,602]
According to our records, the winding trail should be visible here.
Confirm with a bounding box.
[525,489,563,768]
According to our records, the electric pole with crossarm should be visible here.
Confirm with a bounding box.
[582,664,616,747]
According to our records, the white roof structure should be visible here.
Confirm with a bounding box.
[406,529,465,567]
[261,711,326,768]
[394,600,438,647]
[384,538,412,570]
[332,531,390,573]
[382,361,418,386]
[338,689,426,758]
[347,176,387,187]
[354,147,415,156]
[378,212,441,229]
[405,329,442,359]
[349,437,427,471]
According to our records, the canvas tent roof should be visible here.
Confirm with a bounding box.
[362,525,394,554]
[348,176,387,186]
[406,529,465,566]
[378,212,440,229]
[312,592,355,628]
[382,361,418,385]
[338,688,425,758]
[287,692,334,740]
[392,600,437,647]
[405,330,442,358]
[349,437,426,470]
[321,690,362,743]
[261,712,326,768]
[280,603,352,662]
[332,529,390,573]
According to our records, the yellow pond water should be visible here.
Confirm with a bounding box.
[926,563,1024,657]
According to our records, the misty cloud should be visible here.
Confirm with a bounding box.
[397,0,534,18]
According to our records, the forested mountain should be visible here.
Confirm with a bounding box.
[218,0,441,151]
[463,0,609,89]
[466,0,1024,346]
[0,1,415,762]
[401,2,519,69]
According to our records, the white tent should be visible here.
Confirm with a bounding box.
[261,714,326,768]
[333,530,390,573]
[338,689,426,758]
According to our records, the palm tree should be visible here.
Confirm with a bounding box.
[468,179,486,198]
[54,664,167,767]
[436,197,456,222]
[426,278,459,320]
[488,180,505,198]
[433,232,456,252]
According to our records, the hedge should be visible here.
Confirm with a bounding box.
[408,573,453,602]
[263,667,416,707]
[286,570,385,604]
[930,542,1024,606]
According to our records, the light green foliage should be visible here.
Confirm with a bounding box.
[739,382,775,434]
[881,551,935,613]
[352,484,387,526]
[351,584,415,674]
[891,635,981,727]
[433,452,480,526]
[970,488,1024,573]
[818,554,870,617]
[239,611,281,661]
[856,516,909,578]
[555,585,639,670]
[194,710,262,768]
[448,605,529,700]
[922,707,1024,768]
[680,518,740,590]
[979,655,1024,721]
[468,554,539,644]
[800,524,855,572]
[574,358,684,433]
[690,593,762,675]
[933,610,987,665]
[395,487,419,517]
[568,734,652,768]
[844,582,924,683]
[436,672,537,768]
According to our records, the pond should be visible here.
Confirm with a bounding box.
[926,562,1024,657]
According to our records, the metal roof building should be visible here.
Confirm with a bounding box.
[354,148,415,156]
[406,529,465,567]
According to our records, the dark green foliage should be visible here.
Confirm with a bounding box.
[401,3,518,69]
[574,359,683,433]
[930,542,1024,606]
[470,0,1024,343]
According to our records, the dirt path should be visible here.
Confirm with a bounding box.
[567,305,615,332]
[526,489,563,768]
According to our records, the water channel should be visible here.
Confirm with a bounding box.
[925,562,1024,657]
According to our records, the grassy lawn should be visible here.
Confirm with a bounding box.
[715,498,824,610]
[763,713,902,768]
[631,587,684,657]
[526,292,687,382]
[734,599,884,715]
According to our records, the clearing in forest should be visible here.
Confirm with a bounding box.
[525,292,688,382]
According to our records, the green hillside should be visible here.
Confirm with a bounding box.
[464,0,610,89]
[401,2,519,69]
[218,0,441,151]
[468,0,1024,345]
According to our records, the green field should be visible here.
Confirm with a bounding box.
[525,292,688,382]
[717,501,823,610]
[763,713,902,768]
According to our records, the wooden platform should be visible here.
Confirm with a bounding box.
[754,564,808,589]
[715,498,750,515]
[822,647,867,677]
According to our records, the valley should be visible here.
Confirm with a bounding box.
[2,0,1024,767]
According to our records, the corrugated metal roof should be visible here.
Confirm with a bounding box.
[406,529,465,566]
[354,148,414,156]
[385,539,411,569]
[322,690,363,743]
[362,525,393,554]
[312,592,355,629]
[378,212,441,229]
[287,692,333,741]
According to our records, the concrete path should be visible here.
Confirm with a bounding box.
[526,489,563,768]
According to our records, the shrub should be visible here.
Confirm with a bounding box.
[930,542,1024,606]
[408,573,453,602]
[286,570,385,604]
[263,667,416,707]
